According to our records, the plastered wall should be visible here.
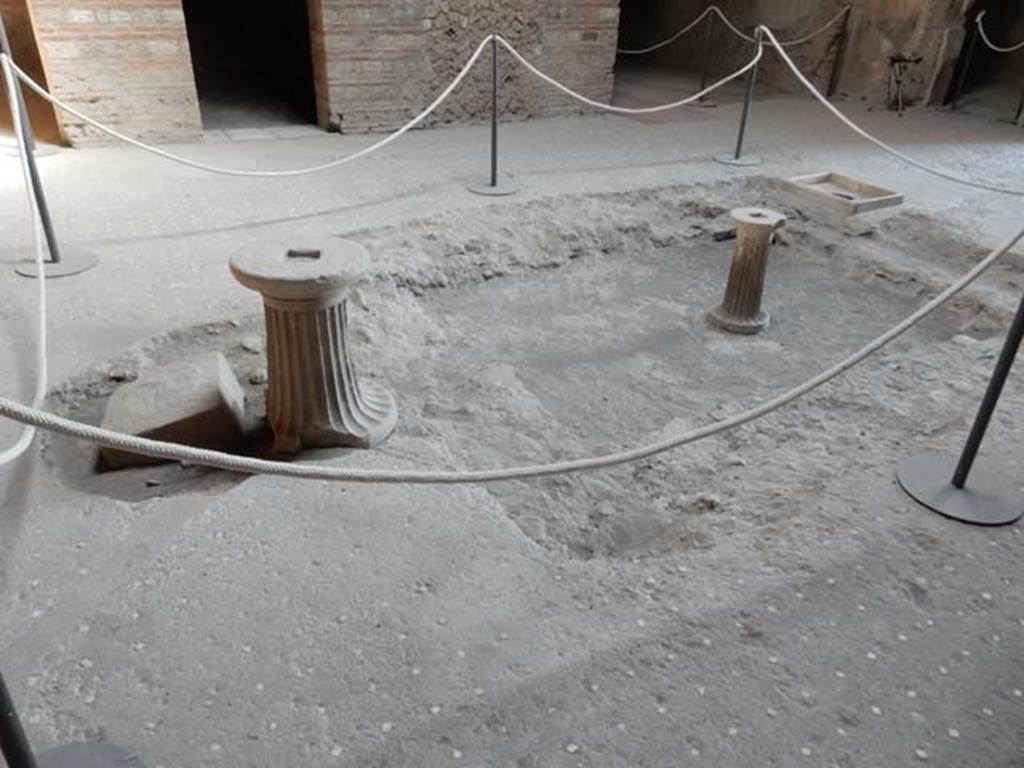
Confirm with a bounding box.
[620,0,972,105]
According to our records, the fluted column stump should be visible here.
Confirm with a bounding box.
[230,241,397,454]
[708,207,786,335]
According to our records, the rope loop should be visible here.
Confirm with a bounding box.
[616,6,715,55]
[976,10,1024,54]
[707,6,849,48]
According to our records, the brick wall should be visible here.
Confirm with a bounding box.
[311,0,620,134]
[30,0,201,144]
[22,0,618,145]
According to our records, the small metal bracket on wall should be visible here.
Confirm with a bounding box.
[886,53,923,117]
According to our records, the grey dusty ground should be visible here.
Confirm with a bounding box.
[1,68,1024,767]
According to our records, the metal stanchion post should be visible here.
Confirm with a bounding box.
[1,16,98,278]
[468,34,517,196]
[715,28,762,166]
[697,12,717,107]
[1,13,30,158]
[949,24,978,111]
[490,33,497,187]
[1,668,146,768]
[0,670,39,768]
[1001,81,1024,127]
[898,290,1024,526]
[826,7,851,99]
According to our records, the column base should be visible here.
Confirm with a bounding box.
[273,380,398,454]
[897,452,1023,527]
[37,743,146,768]
[707,307,769,335]
[15,249,99,279]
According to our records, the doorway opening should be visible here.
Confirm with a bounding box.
[612,0,730,121]
[181,0,318,131]
[947,0,1024,118]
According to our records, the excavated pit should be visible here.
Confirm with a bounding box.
[44,178,1016,561]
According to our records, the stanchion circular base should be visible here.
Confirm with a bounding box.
[0,138,61,158]
[467,177,519,196]
[695,99,718,109]
[37,743,146,768]
[707,307,769,335]
[714,154,763,167]
[996,118,1023,128]
[14,250,99,279]
[897,452,1024,527]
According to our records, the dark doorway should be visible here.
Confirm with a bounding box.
[947,0,1024,117]
[612,0,740,119]
[181,0,317,130]
[614,0,708,72]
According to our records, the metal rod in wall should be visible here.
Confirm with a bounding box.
[826,7,852,99]
[732,29,762,161]
[950,23,978,111]
[0,670,40,768]
[698,12,716,102]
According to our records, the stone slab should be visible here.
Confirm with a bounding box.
[99,352,246,470]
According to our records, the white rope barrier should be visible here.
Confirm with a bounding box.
[5,36,759,173]
[3,38,493,178]
[700,6,849,48]
[3,23,1024,483]
[0,55,48,467]
[710,6,758,44]
[775,7,851,48]
[1,222,1019,483]
[976,10,1024,54]
[759,25,1024,197]
[617,6,715,55]
[497,34,761,114]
